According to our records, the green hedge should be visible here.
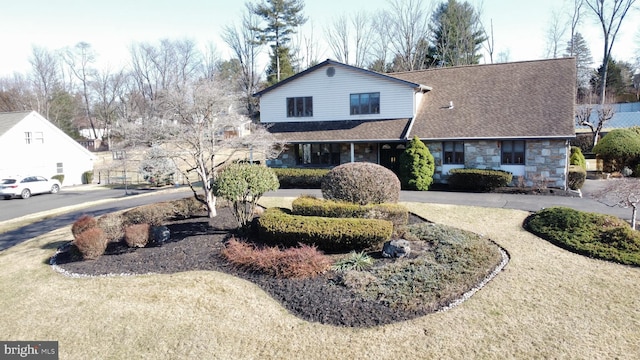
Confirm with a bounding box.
[257,207,393,252]
[448,168,513,192]
[568,165,586,190]
[291,196,408,228]
[51,174,65,184]
[271,168,329,188]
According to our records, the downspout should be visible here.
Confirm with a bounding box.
[350,143,355,162]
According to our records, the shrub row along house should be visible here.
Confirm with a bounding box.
[254,58,576,188]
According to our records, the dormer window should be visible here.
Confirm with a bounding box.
[350,92,380,115]
[287,97,313,117]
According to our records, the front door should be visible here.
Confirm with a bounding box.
[379,143,406,174]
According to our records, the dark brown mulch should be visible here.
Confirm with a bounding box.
[53,207,434,327]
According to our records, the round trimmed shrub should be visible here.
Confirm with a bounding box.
[568,165,586,190]
[321,162,400,205]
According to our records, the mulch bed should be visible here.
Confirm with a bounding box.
[53,207,439,327]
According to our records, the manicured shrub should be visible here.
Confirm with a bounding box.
[51,174,64,185]
[213,164,280,229]
[321,162,401,205]
[71,215,98,238]
[82,171,93,184]
[448,168,513,192]
[593,127,640,171]
[569,146,587,170]
[525,206,640,266]
[398,136,435,190]
[124,223,151,248]
[221,238,331,278]
[257,207,393,252]
[271,168,329,188]
[97,213,125,243]
[291,195,408,228]
[568,165,586,190]
[73,227,107,260]
[170,197,205,219]
[122,203,173,226]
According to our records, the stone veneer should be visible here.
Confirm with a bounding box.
[426,139,569,188]
[269,139,569,189]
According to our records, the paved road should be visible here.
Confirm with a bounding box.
[0,179,633,251]
[267,179,632,221]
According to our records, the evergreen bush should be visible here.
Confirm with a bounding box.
[291,196,408,228]
[82,171,93,184]
[73,227,107,260]
[593,127,640,171]
[51,174,64,185]
[272,168,329,188]
[398,136,435,190]
[448,169,512,191]
[568,165,586,190]
[124,223,151,248]
[71,215,98,238]
[569,146,587,170]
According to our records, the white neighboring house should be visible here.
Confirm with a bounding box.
[0,111,96,185]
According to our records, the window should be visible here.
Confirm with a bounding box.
[57,163,63,174]
[296,143,340,166]
[34,132,44,144]
[350,92,380,115]
[287,97,313,117]
[443,141,464,164]
[502,140,525,164]
[25,132,32,144]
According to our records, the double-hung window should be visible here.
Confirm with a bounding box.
[443,141,464,164]
[25,132,32,144]
[501,140,525,164]
[350,92,380,115]
[287,97,313,117]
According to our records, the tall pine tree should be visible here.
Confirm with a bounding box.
[250,0,306,84]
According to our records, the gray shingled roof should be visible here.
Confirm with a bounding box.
[0,111,31,137]
[390,58,577,140]
[265,118,412,142]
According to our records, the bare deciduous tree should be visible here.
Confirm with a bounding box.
[544,10,568,58]
[575,93,615,147]
[62,42,99,139]
[591,177,640,229]
[222,6,264,117]
[325,12,373,67]
[384,0,433,71]
[29,45,61,120]
[585,0,637,104]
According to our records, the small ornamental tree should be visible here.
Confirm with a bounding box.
[593,128,640,172]
[398,136,435,190]
[213,164,279,229]
[139,145,177,186]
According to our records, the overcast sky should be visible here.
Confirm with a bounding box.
[0,0,638,76]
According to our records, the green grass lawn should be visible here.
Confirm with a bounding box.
[0,200,639,359]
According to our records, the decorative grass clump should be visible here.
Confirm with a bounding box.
[124,223,151,248]
[337,222,503,312]
[321,162,401,205]
[73,227,108,260]
[170,197,205,219]
[332,251,374,272]
[122,203,174,226]
[525,206,640,266]
[221,238,331,278]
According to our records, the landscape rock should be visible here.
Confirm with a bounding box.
[150,225,170,246]
[382,239,411,258]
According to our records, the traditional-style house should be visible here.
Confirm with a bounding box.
[0,111,96,185]
[254,58,576,188]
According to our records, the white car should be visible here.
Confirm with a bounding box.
[0,176,61,199]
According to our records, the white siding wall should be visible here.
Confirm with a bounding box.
[0,112,96,185]
[259,65,417,122]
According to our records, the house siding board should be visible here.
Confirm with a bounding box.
[259,64,415,123]
[0,111,96,185]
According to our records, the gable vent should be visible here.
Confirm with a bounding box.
[326,67,335,77]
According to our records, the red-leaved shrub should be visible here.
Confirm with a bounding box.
[71,215,98,238]
[73,227,107,260]
[221,238,331,278]
[124,223,151,248]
